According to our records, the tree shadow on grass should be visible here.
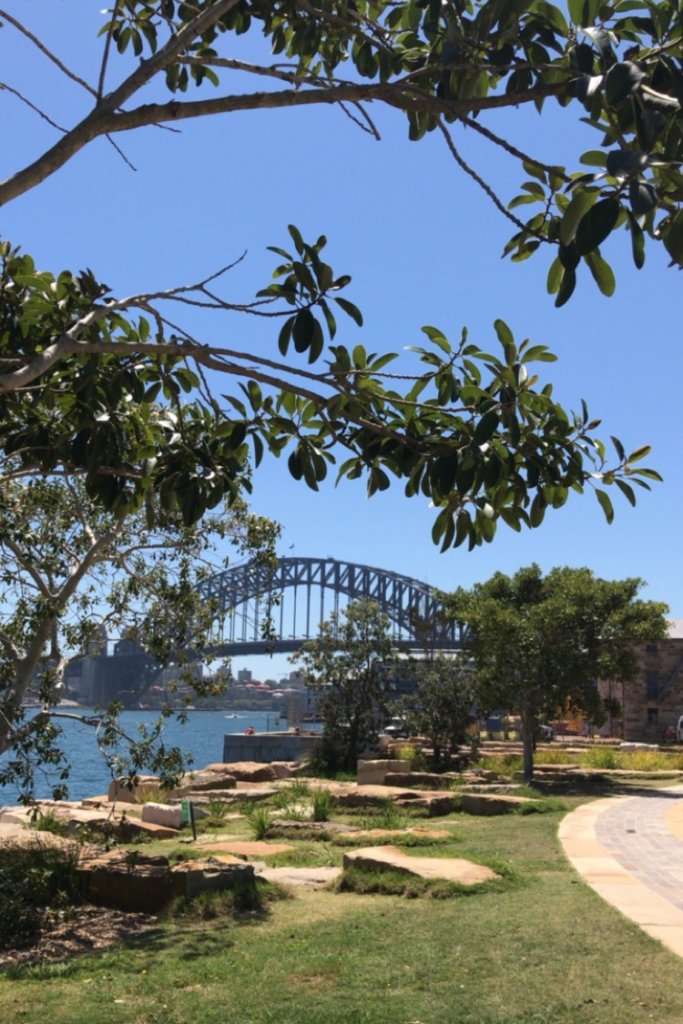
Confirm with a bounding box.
[532,775,683,799]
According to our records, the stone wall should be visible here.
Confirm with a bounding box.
[222,731,320,763]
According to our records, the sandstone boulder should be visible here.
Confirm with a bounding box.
[107,776,162,804]
[214,762,278,783]
[172,768,237,795]
[357,759,410,786]
[141,802,184,829]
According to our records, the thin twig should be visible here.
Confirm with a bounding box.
[97,0,122,101]
[461,116,571,182]
[0,8,96,96]
[106,134,137,171]
[437,121,546,239]
[0,82,67,133]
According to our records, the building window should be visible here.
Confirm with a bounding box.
[646,670,659,701]
[646,644,658,655]
[647,707,659,725]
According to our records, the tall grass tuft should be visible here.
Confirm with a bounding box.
[247,806,273,840]
[311,788,333,822]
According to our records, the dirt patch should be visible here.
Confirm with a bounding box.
[0,906,155,971]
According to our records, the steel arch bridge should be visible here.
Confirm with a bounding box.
[199,556,462,657]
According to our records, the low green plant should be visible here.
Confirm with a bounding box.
[270,790,306,820]
[582,748,619,770]
[337,865,505,899]
[166,877,269,921]
[359,800,408,832]
[533,749,581,765]
[28,811,71,838]
[476,754,524,776]
[515,797,568,815]
[0,839,82,951]
[287,778,310,799]
[205,797,230,820]
[247,806,273,840]
[133,785,169,805]
[311,788,333,822]
[394,743,427,771]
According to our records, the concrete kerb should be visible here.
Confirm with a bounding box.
[559,787,683,959]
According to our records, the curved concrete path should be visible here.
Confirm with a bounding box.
[559,785,683,957]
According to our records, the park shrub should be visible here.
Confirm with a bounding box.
[0,837,82,950]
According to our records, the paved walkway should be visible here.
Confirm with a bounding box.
[559,784,683,957]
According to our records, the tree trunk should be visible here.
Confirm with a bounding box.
[520,703,535,783]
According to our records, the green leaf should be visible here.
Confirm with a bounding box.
[560,189,599,246]
[627,444,652,464]
[287,224,305,255]
[580,150,608,167]
[595,487,614,524]
[575,198,620,255]
[662,210,683,267]
[494,319,514,348]
[554,267,576,307]
[278,316,294,356]
[292,309,315,353]
[473,411,500,445]
[604,62,646,107]
[421,325,451,353]
[334,296,363,326]
[584,251,616,296]
[627,212,645,269]
[615,479,636,507]
[546,257,563,295]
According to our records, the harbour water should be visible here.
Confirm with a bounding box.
[0,708,290,806]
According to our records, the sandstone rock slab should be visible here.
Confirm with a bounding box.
[460,793,531,816]
[343,846,498,885]
[384,771,450,789]
[256,865,341,889]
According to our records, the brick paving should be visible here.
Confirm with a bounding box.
[559,785,683,958]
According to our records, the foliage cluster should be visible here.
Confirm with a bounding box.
[445,563,668,779]
[0,838,82,951]
[0,477,279,799]
[293,599,395,772]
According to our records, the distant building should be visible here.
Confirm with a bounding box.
[77,637,157,707]
[599,620,683,741]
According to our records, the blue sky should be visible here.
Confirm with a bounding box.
[1,4,680,680]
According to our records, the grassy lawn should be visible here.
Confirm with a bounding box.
[3,785,683,1024]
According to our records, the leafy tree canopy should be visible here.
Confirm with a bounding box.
[292,598,395,771]
[399,653,477,770]
[0,0,675,547]
[0,476,279,799]
[443,563,669,778]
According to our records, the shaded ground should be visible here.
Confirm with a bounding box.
[0,907,155,971]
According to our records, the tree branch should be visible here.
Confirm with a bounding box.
[0,77,568,208]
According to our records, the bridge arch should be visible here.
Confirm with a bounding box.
[199,556,461,656]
